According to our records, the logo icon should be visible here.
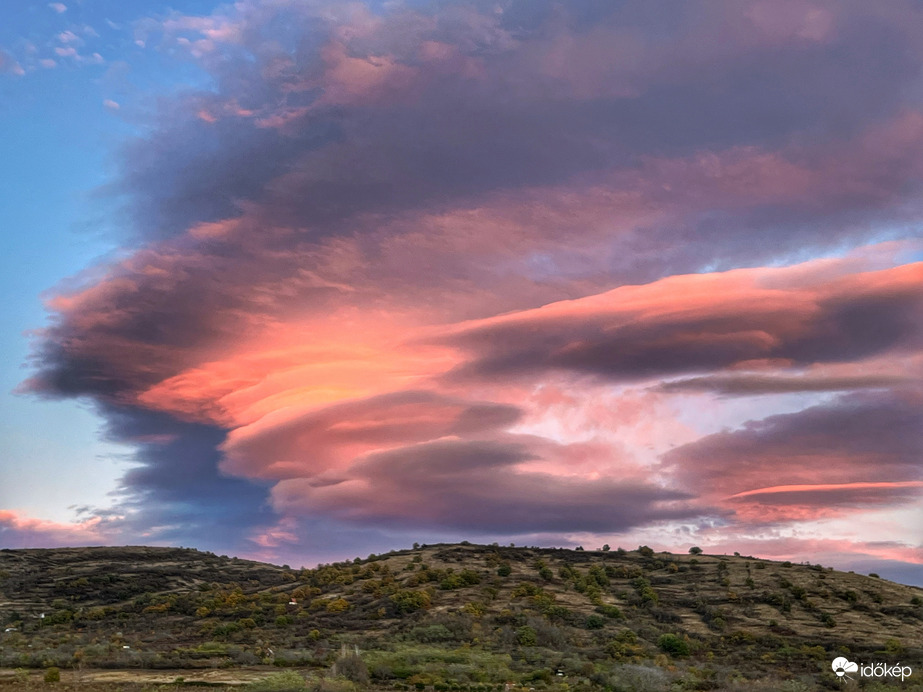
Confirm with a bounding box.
[832,657,858,680]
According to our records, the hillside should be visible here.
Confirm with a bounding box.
[1,543,921,690]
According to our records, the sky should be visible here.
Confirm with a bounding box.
[0,0,921,586]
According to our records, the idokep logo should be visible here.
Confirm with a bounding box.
[831,656,913,683]
[831,657,858,680]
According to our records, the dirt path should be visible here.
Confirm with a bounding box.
[0,666,293,687]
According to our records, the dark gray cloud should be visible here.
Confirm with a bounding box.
[660,389,923,504]
[273,438,698,533]
[96,405,275,553]
[117,0,923,245]
[658,373,908,395]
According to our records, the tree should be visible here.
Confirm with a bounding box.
[688,546,703,555]
[601,544,611,551]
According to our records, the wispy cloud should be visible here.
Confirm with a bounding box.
[0,49,25,76]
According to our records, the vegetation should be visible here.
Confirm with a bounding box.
[0,544,921,690]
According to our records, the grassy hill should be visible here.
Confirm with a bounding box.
[0,543,921,690]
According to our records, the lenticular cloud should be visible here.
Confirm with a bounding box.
[20,0,923,577]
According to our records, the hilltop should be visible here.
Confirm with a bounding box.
[1,543,921,690]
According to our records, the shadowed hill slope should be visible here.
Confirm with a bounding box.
[1,543,921,689]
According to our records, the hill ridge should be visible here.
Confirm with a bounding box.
[1,543,921,689]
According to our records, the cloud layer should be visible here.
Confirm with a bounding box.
[14,0,923,581]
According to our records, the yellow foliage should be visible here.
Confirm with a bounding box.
[326,597,350,612]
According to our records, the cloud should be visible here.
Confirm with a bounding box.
[0,49,25,76]
[658,373,910,395]
[220,390,522,480]
[442,262,923,383]
[0,510,105,548]
[18,0,923,570]
[48,3,67,13]
[661,388,923,522]
[95,405,277,553]
[109,0,923,251]
[272,437,696,533]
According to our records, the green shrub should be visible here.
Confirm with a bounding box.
[440,569,481,590]
[596,604,623,619]
[516,625,538,646]
[44,666,61,683]
[657,633,690,657]
[606,629,643,659]
[633,577,659,605]
[585,614,606,629]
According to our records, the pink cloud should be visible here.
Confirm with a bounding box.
[20,0,923,570]
[0,510,106,548]
[439,261,923,383]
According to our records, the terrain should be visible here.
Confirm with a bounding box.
[0,543,921,690]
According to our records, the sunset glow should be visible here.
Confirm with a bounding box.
[0,0,920,585]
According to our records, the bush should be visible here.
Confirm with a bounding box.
[44,666,61,683]
[390,590,431,614]
[606,629,643,660]
[440,569,481,590]
[326,598,350,612]
[585,614,606,629]
[657,633,690,657]
[516,625,538,646]
[596,604,623,619]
